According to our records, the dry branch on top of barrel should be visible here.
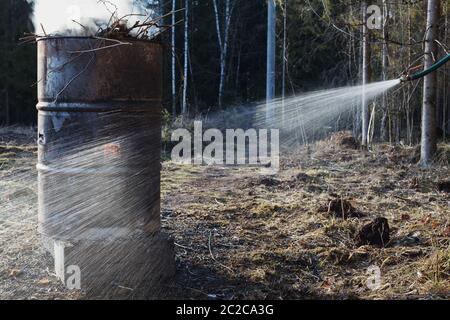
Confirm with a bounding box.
[20,8,184,44]
[96,9,185,40]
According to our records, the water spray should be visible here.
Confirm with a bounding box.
[400,53,450,82]
[36,37,175,297]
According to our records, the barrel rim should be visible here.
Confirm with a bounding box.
[36,101,162,113]
[36,36,162,45]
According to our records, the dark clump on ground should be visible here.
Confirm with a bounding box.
[319,198,362,219]
[355,217,390,247]
[294,172,314,183]
[248,176,281,188]
[437,180,450,193]
[329,131,360,150]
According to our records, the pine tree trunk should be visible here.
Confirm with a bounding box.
[419,0,440,167]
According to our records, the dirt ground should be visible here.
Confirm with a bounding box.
[0,127,449,300]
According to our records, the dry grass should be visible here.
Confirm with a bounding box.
[0,128,449,300]
[0,126,80,299]
[163,133,449,299]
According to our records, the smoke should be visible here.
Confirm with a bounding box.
[33,0,153,35]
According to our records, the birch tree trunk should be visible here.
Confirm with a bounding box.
[281,0,287,125]
[182,0,189,115]
[419,0,440,167]
[171,0,177,117]
[361,1,370,147]
[213,0,233,109]
[266,0,276,124]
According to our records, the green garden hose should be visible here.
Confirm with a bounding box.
[400,53,450,82]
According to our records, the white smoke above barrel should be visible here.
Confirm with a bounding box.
[33,0,153,35]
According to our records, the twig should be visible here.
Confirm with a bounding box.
[97,0,118,17]
[31,52,86,87]
[93,36,131,45]
[141,19,184,39]
[66,42,131,54]
[19,33,46,44]
[117,13,147,22]
[71,20,95,36]
[392,195,420,206]
[435,40,449,55]
[18,36,39,45]
[138,8,185,29]
[106,9,118,29]
[134,9,185,37]
[208,231,234,273]
[40,24,47,36]
[53,53,95,103]
[174,242,193,250]
[19,35,38,41]
[117,285,134,291]
[149,8,186,25]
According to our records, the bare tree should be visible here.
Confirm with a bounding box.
[4,0,15,126]
[266,0,276,123]
[406,2,413,145]
[380,0,389,142]
[361,1,370,146]
[443,1,448,139]
[281,0,287,125]
[420,0,440,167]
[182,0,189,114]
[171,0,177,117]
[212,0,235,109]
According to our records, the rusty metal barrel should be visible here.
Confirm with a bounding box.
[36,37,174,296]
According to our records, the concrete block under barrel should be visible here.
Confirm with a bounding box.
[36,36,174,298]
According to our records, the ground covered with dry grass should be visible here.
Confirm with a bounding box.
[0,127,79,299]
[0,127,449,300]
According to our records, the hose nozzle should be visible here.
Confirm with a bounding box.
[399,74,411,83]
[400,53,450,83]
